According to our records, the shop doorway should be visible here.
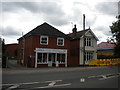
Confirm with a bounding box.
[48,53,55,67]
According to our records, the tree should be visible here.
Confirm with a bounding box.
[110,15,120,57]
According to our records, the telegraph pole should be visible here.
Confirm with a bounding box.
[22,32,25,65]
[83,14,85,65]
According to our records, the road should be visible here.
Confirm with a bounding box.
[2,66,120,89]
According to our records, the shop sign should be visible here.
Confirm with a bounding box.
[35,48,67,53]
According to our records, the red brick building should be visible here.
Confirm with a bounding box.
[17,22,98,67]
[5,43,19,59]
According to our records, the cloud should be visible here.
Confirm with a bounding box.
[71,2,97,28]
[86,14,97,27]
[2,2,69,26]
[95,2,118,16]
[46,15,69,26]
[2,2,64,14]
[118,1,120,14]
[93,25,112,36]
[69,8,82,24]
[2,2,38,13]
[2,26,21,37]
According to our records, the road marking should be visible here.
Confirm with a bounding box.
[3,80,62,86]
[88,73,120,81]
[35,83,71,88]
[3,80,63,89]
[101,75,107,79]
[48,81,56,86]
[88,76,96,78]
[2,82,40,86]
[6,84,20,90]
[48,80,62,86]
[88,74,111,78]
[88,73,120,78]
[99,74,120,80]
[45,80,62,83]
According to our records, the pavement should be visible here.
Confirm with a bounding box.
[6,59,27,69]
[2,59,109,74]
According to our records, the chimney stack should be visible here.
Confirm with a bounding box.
[72,24,77,37]
[72,24,77,33]
[83,14,85,30]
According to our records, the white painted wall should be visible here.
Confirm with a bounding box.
[79,31,97,65]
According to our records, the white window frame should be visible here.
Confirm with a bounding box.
[57,53,65,64]
[85,38,92,46]
[40,36,48,45]
[57,38,64,46]
[85,52,93,61]
[37,53,48,64]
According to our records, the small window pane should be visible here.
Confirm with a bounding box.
[85,52,93,61]
[40,36,48,45]
[37,53,42,63]
[57,38,64,46]
[43,53,47,63]
[84,38,92,46]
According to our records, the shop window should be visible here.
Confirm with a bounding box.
[57,54,65,63]
[37,53,42,63]
[37,53,47,63]
[40,36,48,45]
[57,38,64,46]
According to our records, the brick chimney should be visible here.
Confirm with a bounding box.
[72,24,77,37]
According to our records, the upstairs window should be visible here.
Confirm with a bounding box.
[57,38,64,46]
[85,38,92,46]
[40,36,48,45]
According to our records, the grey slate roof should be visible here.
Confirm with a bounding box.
[67,29,89,40]
[18,22,70,40]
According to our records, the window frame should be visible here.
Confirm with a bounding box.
[84,52,93,61]
[37,53,48,64]
[57,38,64,46]
[84,37,92,46]
[40,36,48,45]
[57,53,65,64]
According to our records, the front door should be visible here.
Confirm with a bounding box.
[48,53,55,67]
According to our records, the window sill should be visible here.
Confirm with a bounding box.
[40,44,48,45]
[37,62,48,64]
[57,45,64,46]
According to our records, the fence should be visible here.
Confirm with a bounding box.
[88,58,120,66]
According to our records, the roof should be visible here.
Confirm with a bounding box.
[18,22,69,40]
[97,42,116,50]
[67,29,89,40]
[67,28,99,41]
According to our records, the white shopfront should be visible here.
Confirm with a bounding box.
[35,48,67,68]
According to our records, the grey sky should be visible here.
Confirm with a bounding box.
[0,0,119,44]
